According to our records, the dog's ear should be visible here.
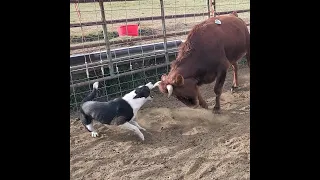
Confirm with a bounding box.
[134,87,143,98]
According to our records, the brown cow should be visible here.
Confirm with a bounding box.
[153,13,250,114]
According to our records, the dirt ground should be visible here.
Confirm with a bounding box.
[70,66,250,180]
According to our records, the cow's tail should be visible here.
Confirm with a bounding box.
[81,82,99,104]
[245,30,250,68]
[246,44,250,68]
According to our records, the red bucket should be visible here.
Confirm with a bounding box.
[117,24,139,36]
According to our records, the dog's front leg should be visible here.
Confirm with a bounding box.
[129,119,146,131]
[120,122,145,141]
[85,123,99,137]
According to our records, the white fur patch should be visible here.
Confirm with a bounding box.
[122,82,153,120]
[93,82,99,89]
[86,123,96,132]
[122,91,148,118]
[145,82,154,89]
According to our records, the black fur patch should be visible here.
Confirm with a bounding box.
[133,86,151,99]
[80,98,134,125]
[110,116,127,125]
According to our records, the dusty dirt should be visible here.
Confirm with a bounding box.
[70,66,250,180]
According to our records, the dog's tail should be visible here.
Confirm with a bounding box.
[81,82,99,103]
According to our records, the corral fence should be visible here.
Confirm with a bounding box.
[70,0,250,111]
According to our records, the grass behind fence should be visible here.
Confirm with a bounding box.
[70,0,249,24]
[70,0,250,38]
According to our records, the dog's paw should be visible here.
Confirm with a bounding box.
[140,127,146,131]
[137,133,145,141]
[140,136,145,141]
[91,131,99,137]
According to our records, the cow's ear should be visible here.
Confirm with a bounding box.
[175,74,184,86]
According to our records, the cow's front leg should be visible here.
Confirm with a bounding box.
[196,87,208,109]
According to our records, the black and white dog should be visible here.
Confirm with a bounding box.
[79,81,159,141]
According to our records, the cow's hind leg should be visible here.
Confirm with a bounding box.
[213,66,228,114]
[231,62,239,93]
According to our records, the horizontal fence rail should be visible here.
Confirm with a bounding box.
[70,40,182,67]
[70,31,188,50]
[70,10,249,28]
[70,0,136,3]
[70,62,171,89]
[70,50,177,75]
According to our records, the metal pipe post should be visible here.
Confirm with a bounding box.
[207,0,211,18]
[213,0,216,17]
[99,0,114,76]
[159,0,169,65]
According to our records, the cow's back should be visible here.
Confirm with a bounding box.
[193,15,249,64]
[171,14,250,83]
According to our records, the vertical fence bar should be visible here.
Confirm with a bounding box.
[99,0,114,76]
[213,0,216,17]
[70,71,79,111]
[207,0,211,18]
[159,0,169,67]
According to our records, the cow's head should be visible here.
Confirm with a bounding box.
[153,74,199,107]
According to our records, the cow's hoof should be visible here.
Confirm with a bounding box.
[202,105,209,109]
[213,107,221,114]
[192,104,200,109]
[200,103,209,109]
[231,86,239,93]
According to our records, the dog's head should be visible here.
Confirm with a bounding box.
[133,82,154,101]
[123,82,156,110]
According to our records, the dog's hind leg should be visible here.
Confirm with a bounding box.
[129,119,146,131]
[81,114,99,137]
[119,122,145,141]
